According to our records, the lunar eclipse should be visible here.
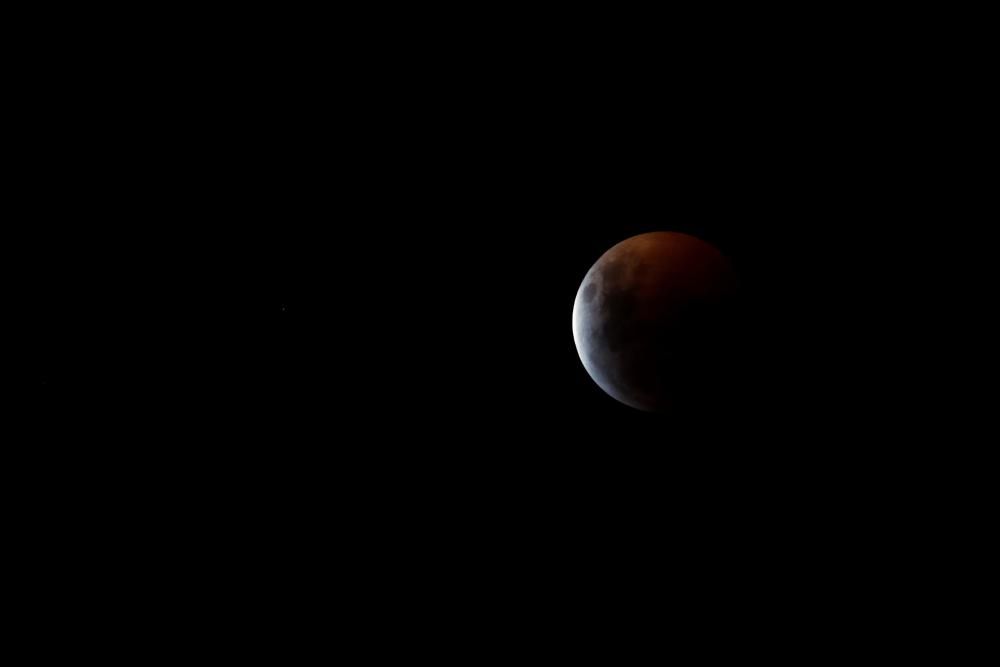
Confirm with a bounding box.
[573,232,740,413]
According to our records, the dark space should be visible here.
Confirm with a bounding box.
[16,7,993,656]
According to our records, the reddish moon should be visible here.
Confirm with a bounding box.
[573,232,740,412]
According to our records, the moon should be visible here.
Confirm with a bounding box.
[573,232,740,412]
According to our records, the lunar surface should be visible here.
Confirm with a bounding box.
[573,232,740,412]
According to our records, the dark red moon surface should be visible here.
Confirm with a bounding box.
[573,232,740,412]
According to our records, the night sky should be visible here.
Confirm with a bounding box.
[23,13,892,428]
[18,8,991,651]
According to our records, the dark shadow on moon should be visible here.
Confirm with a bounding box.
[573,232,741,413]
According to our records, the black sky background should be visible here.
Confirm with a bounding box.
[16,8,995,650]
